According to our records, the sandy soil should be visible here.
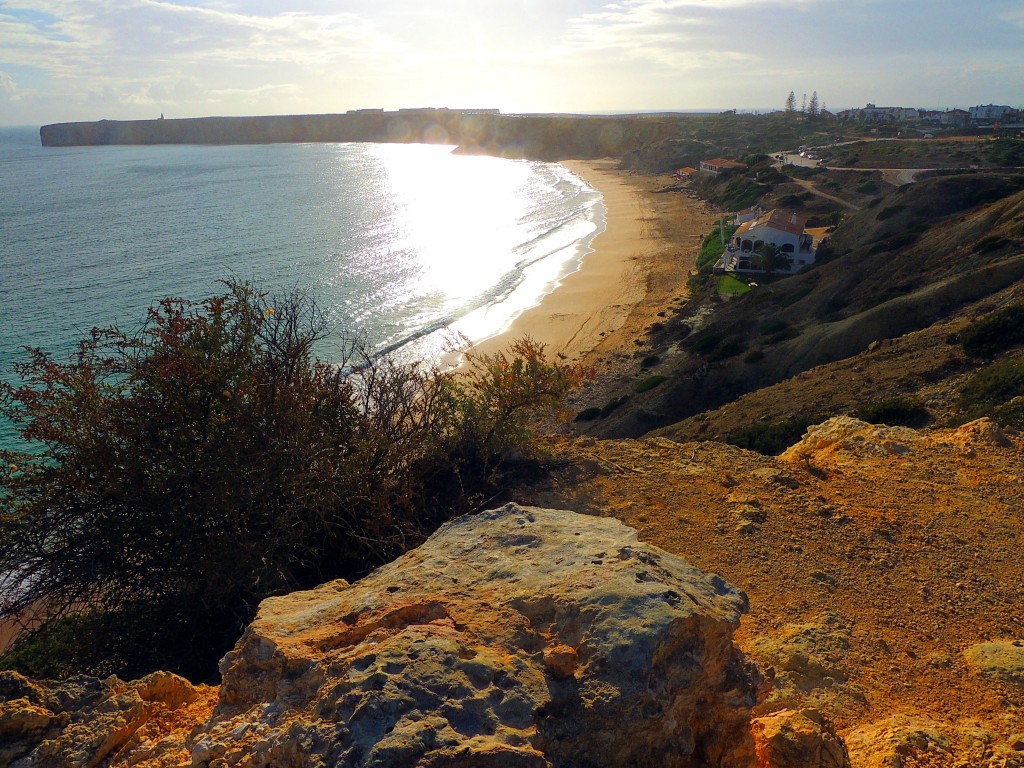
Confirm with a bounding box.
[470,160,714,371]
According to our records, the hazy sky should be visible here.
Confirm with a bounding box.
[2,0,1022,125]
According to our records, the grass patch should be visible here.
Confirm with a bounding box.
[717,274,751,295]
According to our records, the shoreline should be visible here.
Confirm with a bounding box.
[470,159,714,372]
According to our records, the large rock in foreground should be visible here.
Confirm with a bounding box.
[195,503,762,767]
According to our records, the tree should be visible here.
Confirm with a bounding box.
[801,93,808,114]
[755,243,790,280]
[808,91,820,118]
[785,91,797,114]
[0,280,586,680]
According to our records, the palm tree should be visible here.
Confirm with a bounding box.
[755,243,789,280]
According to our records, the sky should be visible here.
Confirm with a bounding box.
[1,0,1022,126]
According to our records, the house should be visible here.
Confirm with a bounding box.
[842,104,919,123]
[735,205,762,224]
[969,105,1013,124]
[699,158,746,176]
[941,109,969,127]
[674,166,698,179]
[714,209,816,275]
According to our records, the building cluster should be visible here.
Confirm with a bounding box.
[835,103,1023,129]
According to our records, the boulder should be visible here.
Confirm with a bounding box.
[751,709,851,768]
[192,503,763,767]
[964,639,1024,687]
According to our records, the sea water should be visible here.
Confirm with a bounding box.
[0,127,604,452]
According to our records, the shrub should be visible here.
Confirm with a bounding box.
[640,355,661,369]
[958,357,1024,412]
[853,397,931,428]
[0,281,584,681]
[724,416,819,456]
[599,395,630,417]
[744,350,765,364]
[575,407,602,422]
[691,331,724,354]
[635,375,668,393]
[960,305,1024,357]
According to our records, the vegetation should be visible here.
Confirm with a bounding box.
[960,304,1024,357]
[717,275,751,295]
[0,281,584,681]
[635,375,668,393]
[958,357,1024,417]
[697,221,738,270]
[723,416,818,456]
[853,397,931,428]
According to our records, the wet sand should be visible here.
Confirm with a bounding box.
[470,159,713,370]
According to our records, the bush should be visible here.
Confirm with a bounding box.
[744,350,765,364]
[853,397,931,428]
[724,416,819,456]
[958,357,1024,412]
[640,355,661,368]
[635,375,668,393]
[575,407,602,422]
[0,281,584,681]
[599,395,630,417]
[960,305,1024,357]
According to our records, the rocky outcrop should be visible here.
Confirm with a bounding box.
[964,640,1024,687]
[189,503,762,767]
[0,670,216,767]
[751,709,851,768]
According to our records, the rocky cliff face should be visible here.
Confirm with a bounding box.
[2,505,774,767]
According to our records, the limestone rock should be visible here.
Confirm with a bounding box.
[964,639,1024,687]
[0,670,215,768]
[751,709,851,768]
[934,417,1014,452]
[193,503,762,767]
[780,416,921,466]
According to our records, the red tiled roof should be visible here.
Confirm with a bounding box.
[702,158,745,169]
[736,209,807,238]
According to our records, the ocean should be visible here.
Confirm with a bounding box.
[0,126,604,452]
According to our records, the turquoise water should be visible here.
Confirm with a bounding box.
[0,127,603,452]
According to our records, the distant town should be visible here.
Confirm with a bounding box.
[833,103,1024,131]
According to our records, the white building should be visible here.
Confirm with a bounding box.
[715,209,816,275]
[969,105,1014,123]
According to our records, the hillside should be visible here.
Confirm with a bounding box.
[571,171,1024,443]
[516,418,1024,766]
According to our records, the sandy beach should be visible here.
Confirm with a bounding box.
[470,159,714,370]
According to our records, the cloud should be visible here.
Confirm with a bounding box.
[0,70,17,98]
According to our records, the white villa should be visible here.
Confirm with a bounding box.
[715,209,817,275]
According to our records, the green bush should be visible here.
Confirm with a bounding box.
[960,305,1024,357]
[724,416,819,456]
[691,331,724,354]
[853,397,931,428]
[640,355,661,368]
[635,375,668,393]
[744,349,765,364]
[575,407,602,422]
[0,281,583,681]
[599,395,630,417]
[959,357,1024,412]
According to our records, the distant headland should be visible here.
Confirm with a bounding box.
[38,108,673,161]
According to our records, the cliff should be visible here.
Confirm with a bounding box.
[39,111,677,162]
[3,419,1023,766]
